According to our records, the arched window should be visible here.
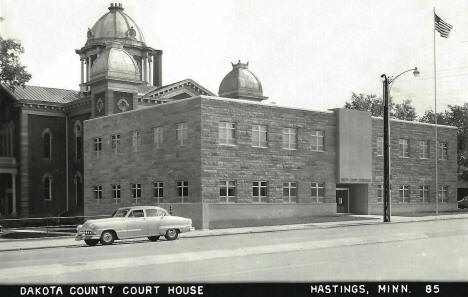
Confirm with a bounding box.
[74,172,83,207]
[42,174,53,201]
[74,121,83,160]
[42,129,52,159]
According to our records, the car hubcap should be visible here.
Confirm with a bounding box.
[168,230,175,237]
[104,233,112,242]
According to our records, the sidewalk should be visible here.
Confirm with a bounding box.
[1,212,467,252]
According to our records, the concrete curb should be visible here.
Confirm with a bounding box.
[0,213,467,252]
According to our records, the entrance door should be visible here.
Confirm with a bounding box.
[336,188,349,213]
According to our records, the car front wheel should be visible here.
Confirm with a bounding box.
[100,231,115,245]
[164,229,179,241]
[84,239,99,246]
[148,236,160,241]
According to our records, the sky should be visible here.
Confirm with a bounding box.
[1,0,468,115]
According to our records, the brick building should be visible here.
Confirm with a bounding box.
[0,3,458,226]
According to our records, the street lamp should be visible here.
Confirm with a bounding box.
[380,67,419,223]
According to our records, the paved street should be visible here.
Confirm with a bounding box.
[1,218,467,283]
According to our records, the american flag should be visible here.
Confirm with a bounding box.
[434,14,453,38]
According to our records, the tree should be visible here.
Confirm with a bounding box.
[345,92,417,121]
[393,99,417,121]
[0,37,32,90]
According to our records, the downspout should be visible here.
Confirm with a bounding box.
[65,115,69,213]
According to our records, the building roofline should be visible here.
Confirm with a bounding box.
[371,116,457,129]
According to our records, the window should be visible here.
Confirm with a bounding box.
[376,136,383,156]
[419,185,429,203]
[152,181,164,203]
[311,130,324,151]
[146,209,159,217]
[252,181,268,202]
[75,173,83,207]
[111,134,121,154]
[311,182,325,203]
[399,139,409,158]
[252,125,268,148]
[438,185,448,203]
[43,130,52,159]
[418,140,429,159]
[177,181,188,202]
[112,184,121,203]
[439,142,448,160]
[282,128,297,150]
[93,185,102,201]
[377,184,383,203]
[128,209,144,218]
[283,182,297,203]
[399,185,410,203]
[132,130,141,152]
[219,180,236,202]
[43,175,53,201]
[94,137,102,156]
[74,122,82,160]
[153,127,163,148]
[131,183,142,203]
[176,123,188,146]
[218,122,236,145]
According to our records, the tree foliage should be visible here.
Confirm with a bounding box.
[0,37,32,90]
[393,99,417,121]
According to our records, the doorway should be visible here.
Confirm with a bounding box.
[336,188,349,213]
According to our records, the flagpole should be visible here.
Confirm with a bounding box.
[433,7,439,215]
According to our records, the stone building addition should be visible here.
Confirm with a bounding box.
[0,3,459,227]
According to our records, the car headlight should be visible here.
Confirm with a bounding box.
[76,224,83,231]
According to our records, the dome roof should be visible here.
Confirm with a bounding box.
[90,45,140,81]
[87,3,145,45]
[218,61,267,102]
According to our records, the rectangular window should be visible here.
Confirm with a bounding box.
[439,142,448,160]
[251,125,268,148]
[218,122,236,145]
[93,185,102,201]
[311,130,324,151]
[399,138,409,158]
[252,181,268,202]
[311,182,325,203]
[282,128,297,150]
[44,177,52,201]
[399,185,410,203]
[176,123,188,146]
[153,127,163,148]
[93,137,102,156]
[377,136,383,156]
[418,140,429,159]
[76,136,82,160]
[152,181,164,202]
[377,184,383,203]
[112,184,121,203]
[176,181,188,202]
[282,182,298,203]
[111,134,120,154]
[438,185,448,203]
[419,185,429,203]
[132,131,141,152]
[219,180,236,202]
[131,183,141,203]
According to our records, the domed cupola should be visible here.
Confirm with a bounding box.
[86,3,145,46]
[90,42,140,82]
[218,61,267,102]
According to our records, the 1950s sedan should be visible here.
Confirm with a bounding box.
[75,206,193,246]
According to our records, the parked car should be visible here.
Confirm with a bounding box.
[458,196,468,209]
[75,206,193,246]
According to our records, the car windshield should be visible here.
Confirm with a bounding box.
[113,208,130,217]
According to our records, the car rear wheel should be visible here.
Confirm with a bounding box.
[84,239,99,246]
[164,229,179,241]
[100,231,115,245]
[148,236,160,241]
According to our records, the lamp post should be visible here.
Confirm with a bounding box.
[380,67,419,223]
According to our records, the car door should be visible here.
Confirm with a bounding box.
[126,209,146,238]
[144,208,166,235]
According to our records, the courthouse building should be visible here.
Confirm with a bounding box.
[0,3,459,228]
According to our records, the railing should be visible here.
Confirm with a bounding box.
[0,215,111,235]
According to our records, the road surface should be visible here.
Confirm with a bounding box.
[1,218,467,283]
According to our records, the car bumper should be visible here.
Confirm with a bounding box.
[75,232,99,241]
[179,225,194,233]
